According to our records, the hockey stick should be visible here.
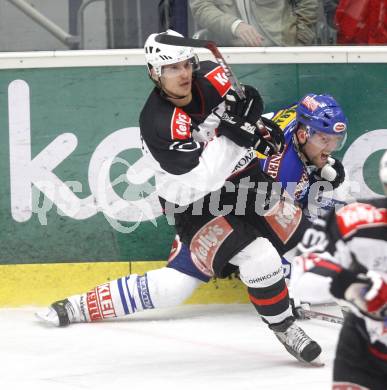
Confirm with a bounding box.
[296,307,344,325]
[154,33,246,100]
[155,33,282,153]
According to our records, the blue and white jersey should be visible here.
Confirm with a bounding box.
[167,104,343,282]
[260,104,310,207]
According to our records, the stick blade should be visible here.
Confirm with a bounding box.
[155,33,215,49]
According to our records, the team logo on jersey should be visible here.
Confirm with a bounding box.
[301,95,320,112]
[204,66,231,97]
[171,108,191,140]
[271,106,297,130]
[265,148,286,179]
[333,122,347,133]
[264,195,303,243]
[231,149,255,175]
[336,202,387,238]
[190,216,233,277]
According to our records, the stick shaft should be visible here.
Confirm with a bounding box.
[297,308,344,325]
[155,34,245,99]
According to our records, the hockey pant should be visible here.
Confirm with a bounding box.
[174,207,305,326]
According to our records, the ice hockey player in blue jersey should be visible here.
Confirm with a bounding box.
[36,30,348,366]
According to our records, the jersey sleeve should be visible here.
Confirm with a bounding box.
[296,209,347,277]
[140,93,249,201]
[143,105,205,175]
[297,200,387,279]
[198,61,231,98]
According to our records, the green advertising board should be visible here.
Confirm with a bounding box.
[0,60,386,265]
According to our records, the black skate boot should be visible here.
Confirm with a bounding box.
[35,297,82,327]
[269,317,322,365]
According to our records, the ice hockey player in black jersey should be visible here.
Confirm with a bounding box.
[297,151,387,388]
[136,29,324,365]
[36,29,352,366]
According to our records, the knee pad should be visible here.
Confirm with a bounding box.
[146,267,202,308]
[230,237,283,288]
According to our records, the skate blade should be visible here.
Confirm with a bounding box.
[306,356,325,367]
[35,308,60,326]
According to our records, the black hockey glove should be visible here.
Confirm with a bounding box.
[224,84,264,124]
[218,114,284,156]
[330,269,387,321]
[289,297,311,320]
[258,116,285,155]
[314,157,345,189]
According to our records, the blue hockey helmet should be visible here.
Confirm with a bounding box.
[296,94,348,151]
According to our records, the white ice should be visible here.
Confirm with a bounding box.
[0,304,342,390]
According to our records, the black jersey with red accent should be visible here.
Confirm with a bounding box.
[140,61,253,206]
[300,197,387,349]
[299,198,387,272]
[320,198,386,273]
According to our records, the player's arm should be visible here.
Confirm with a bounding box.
[199,63,284,155]
[160,133,249,192]
[297,213,387,321]
[217,86,284,156]
[141,104,249,193]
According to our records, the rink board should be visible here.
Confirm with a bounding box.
[0,261,247,306]
[0,48,387,306]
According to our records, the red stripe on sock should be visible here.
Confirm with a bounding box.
[249,285,288,306]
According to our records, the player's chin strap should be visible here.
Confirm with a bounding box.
[292,130,317,174]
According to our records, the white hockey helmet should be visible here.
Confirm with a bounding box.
[144,29,199,77]
[379,150,387,195]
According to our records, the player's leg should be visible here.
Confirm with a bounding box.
[228,236,322,364]
[182,209,322,365]
[333,313,387,390]
[36,235,207,327]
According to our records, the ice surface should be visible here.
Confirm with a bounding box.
[0,304,342,390]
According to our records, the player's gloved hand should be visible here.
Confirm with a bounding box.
[218,113,283,156]
[224,84,264,125]
[257,117,285,155]
[314,157,345,189]
[330,269,387,321]
[364,271,387,318]
[289,297,311,320]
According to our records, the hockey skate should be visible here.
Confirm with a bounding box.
[35,297,83,327]
[270,317,323,366]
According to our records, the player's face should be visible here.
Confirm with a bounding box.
[160,59,193,100]
[303,132,343,168]
[297,127,344,168]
